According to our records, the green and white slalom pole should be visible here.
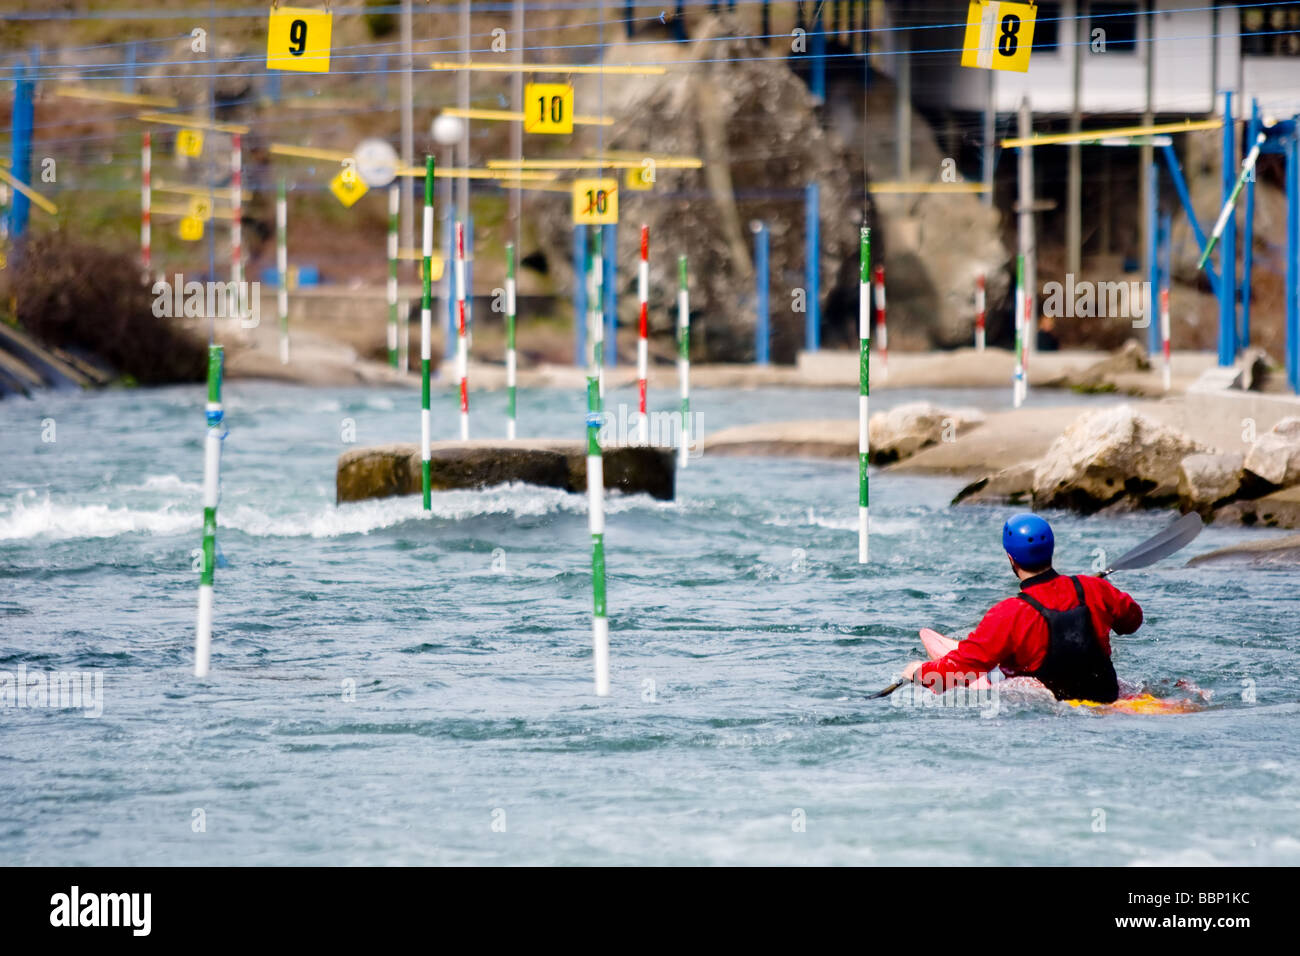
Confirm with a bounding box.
[591,229,605,404]
[1013,253,1026,408]
[859,227,870,564]
[387,183,399,368]
[677,254,690,469]
[276,178,289,364]
[196,344,224,678]
[586,268,610,697]
[1198,128,1268,270]
[505,242,517,439]
[421,155,435,510]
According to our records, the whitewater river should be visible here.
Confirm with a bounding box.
[1,379,1297,865]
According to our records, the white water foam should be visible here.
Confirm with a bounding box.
[0,482,662,541]
[0,492,194,541]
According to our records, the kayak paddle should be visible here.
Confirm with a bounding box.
[1097,511,1203,578]
[865,512,1205,700]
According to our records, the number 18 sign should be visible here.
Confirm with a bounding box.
[267,6,333,73]
[961,1,1036,73]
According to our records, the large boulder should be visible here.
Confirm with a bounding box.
[530,19,868,363]
[1032,405,1209,511]
[1177,452,1244,514]
[868,402,985,464]
[1243,417,1300,487]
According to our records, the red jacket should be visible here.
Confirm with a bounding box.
[919,571,1143,689]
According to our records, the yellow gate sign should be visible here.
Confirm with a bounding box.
[179,216,205,241]
[329,168,369,207]
[572,178,618,225]
[961,1,1036,73]
[175,129,204,158]
[267,6,333,73]
[524,83,574,134]
[187,196,212,221]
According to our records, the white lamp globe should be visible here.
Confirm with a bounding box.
[431,114,466,145]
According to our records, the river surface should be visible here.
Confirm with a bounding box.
[1,379,1296,865]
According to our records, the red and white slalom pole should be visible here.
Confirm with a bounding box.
[1160,285,1171,392]
[230,134,242,290]
[873,264,888,380]
[455,220,469,440]
[637,224,649,445]
[974,272,986,352]
[141,133,151,280]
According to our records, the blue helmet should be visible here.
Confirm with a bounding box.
[1003,513,1054,569]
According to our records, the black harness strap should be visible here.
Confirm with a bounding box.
[1015,575,1119,703]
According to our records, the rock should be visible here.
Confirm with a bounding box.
[1238,347,1275,392]
[868,402,985,464]
[1177,452,1244,513]
[953,462,1037,506]
[1186,532,1300,566]
[1032,404,1209,512]
[337,441,675,503]
[1243,417,1300,486]
[1063,340,1150,392]
[1211,484,1300,530]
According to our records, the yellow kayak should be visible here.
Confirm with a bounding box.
[1065,694,1202,715]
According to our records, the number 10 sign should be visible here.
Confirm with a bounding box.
[267,6,333,73]
[960,1,1036,73]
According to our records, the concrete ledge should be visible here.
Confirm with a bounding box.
[705,420,856,458]
[337,440,675,503]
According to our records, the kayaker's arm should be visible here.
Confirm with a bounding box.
[1100,579,1144,635]
[917,606,1012,690]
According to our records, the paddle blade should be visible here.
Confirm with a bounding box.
[1102,512,1203,576]
[866,680,906,700]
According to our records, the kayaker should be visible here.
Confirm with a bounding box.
[898,514,1143,702]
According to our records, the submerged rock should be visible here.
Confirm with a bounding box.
[1032,405,1209,512]
[1187,531,1300,566]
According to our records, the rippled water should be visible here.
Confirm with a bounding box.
[1,378,1297,865]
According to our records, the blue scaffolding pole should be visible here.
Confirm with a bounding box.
[1241,99,1261,350]
[1161,143,1219,296]
[603,222,617,369]
[1218,91,1238,367]
[805,182,820,352]
[1288,128,1299,393]
[8,56,35,240]
[1146,161,1160,355]
[754,221,770,365]
[573,225,588,366]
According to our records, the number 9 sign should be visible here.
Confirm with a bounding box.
[266,6,333,73]
[960,1,1036,73]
